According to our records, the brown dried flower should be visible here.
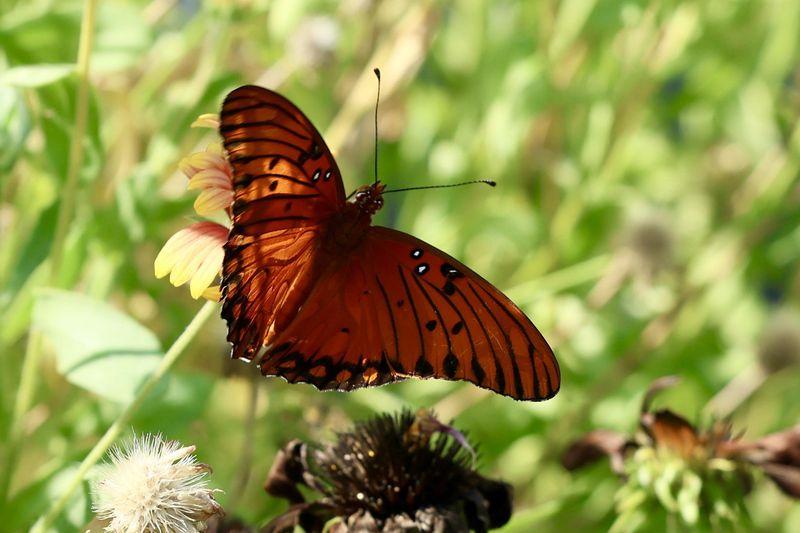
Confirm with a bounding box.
[263,410,512,533]
[563,377,800,529]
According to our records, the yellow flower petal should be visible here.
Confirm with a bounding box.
[154,222,228,298]
[191,114,220,129]
[169,241,207,286]
[194,188,234,216]
[187,168,231,191]
[154,229,200,279]
[202,285,221,301]
[179,147,228,178]
[206,143,224,157]
[190,244,225,299]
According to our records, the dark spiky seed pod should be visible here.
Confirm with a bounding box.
[263,410,512,533]
[313,411,475,518]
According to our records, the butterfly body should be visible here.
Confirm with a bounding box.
[220,85,560,401]
[320,183,385,254]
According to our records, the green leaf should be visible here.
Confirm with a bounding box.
[677,470,702,525]
[8,200,58,295]
[7,463,92,533]
[135,372,215,432]
[653,461,680,511]
[92,3,152,73]
[33,289,163,403]
[0,85,31,171]
[0,64,75,87]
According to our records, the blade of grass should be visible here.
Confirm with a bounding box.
[0,0,98,509]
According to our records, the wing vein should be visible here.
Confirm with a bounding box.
[219,119,312,141]
[220,101,309,131]
[410,273,453,357]
[475,282,553,398]
[397,266,426,371]
[467,282,525,398]
[419,277,479,372]
[224,136,308,156]
[237,171,317,190]
[375,277,400,363]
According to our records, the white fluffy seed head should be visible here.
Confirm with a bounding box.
[92,433,222,533]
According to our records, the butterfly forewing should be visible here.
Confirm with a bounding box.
[220,85,346,234]
[220,86,345,360]
[251,226,559,401]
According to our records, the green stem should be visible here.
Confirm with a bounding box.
[49,1,95,278]
[32,299,219,533]
[227,371,258,508]
[0,0,98,508]
[505,254,610,304]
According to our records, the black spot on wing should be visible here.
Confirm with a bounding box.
[440,262,464,279]
[415,355,434,376]
[443,281,456,296]
[471,355,486,385]
[443,352,459,378]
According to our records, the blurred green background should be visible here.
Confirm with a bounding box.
[1,0,799,531]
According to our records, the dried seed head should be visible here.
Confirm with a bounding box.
[92,433,223,533]
[263,410,512,532]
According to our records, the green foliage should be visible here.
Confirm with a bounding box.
[33,289,163,403]
[1,0,799,531]
[613,448,751,532]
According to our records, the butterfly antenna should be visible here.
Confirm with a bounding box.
[383,179,497,194]
[373,68,381,186]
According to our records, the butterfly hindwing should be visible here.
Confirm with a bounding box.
[221,226,323,361]
[365,227,560,401]
[253,226,559,401]
[255,257,400,391]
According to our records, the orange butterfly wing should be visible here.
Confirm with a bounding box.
[220,86,344,359]
[367,227,559,400]
[257,227,559,401]
[219,85,560,401]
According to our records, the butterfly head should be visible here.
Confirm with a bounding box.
[352,181,385,216]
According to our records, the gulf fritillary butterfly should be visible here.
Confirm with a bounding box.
[219,85,560,401]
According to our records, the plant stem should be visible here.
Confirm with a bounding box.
[0,0,98,508]
[31,299,219,533]
[505,254,611,304]
[227,371,259,508]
